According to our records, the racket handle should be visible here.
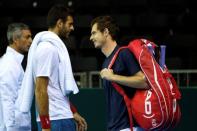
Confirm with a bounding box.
[159,45,166,70]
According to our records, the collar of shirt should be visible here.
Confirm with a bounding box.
[107,45,119,59]
[6,46,24,64]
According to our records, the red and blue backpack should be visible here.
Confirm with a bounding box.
[108,39,181,131]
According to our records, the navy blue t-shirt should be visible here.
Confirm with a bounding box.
[102,45,141,131]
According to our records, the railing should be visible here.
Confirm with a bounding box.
[74,71,101,88]
[170,70,197,88]
[74,70,197,88]
[73,72,88,88]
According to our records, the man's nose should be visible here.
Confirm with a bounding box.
[90,35,93,41]
[71,26,74,31]
[29,38,32,44]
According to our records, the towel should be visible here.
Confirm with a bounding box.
[16,31,79,113]
[0,93,5,131]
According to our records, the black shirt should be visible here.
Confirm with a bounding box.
[102,45,141,131]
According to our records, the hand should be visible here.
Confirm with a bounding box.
[73,112,87,131]
[100,68,114,81]
[42,129,50,131]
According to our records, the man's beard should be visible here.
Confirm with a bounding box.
[59,28,69,39]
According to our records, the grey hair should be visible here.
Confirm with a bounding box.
[7,23,29,45]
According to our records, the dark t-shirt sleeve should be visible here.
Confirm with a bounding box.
[120,48,141,75]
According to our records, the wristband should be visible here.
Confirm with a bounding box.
[40,115,51,129]
[70,103,77,113]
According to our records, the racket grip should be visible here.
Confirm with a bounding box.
[159,45,166,70]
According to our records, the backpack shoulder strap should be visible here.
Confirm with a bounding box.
[108,46,127,69]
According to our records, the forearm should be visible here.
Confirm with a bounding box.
[100,69,148,89]
[110,74,147,89]
[35,89,49,115]
[35,77,49,116]
[35,77,51,129]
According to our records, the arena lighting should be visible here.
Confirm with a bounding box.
[32,1,38,8]
[68,0,73,7]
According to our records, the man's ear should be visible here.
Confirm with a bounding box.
[12,35,19,44]
[56,19,63,28]
[104,28,109,37]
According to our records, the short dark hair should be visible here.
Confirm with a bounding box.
[47,4,72,28]
[91,16,119,40]
[7,23,29,45]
